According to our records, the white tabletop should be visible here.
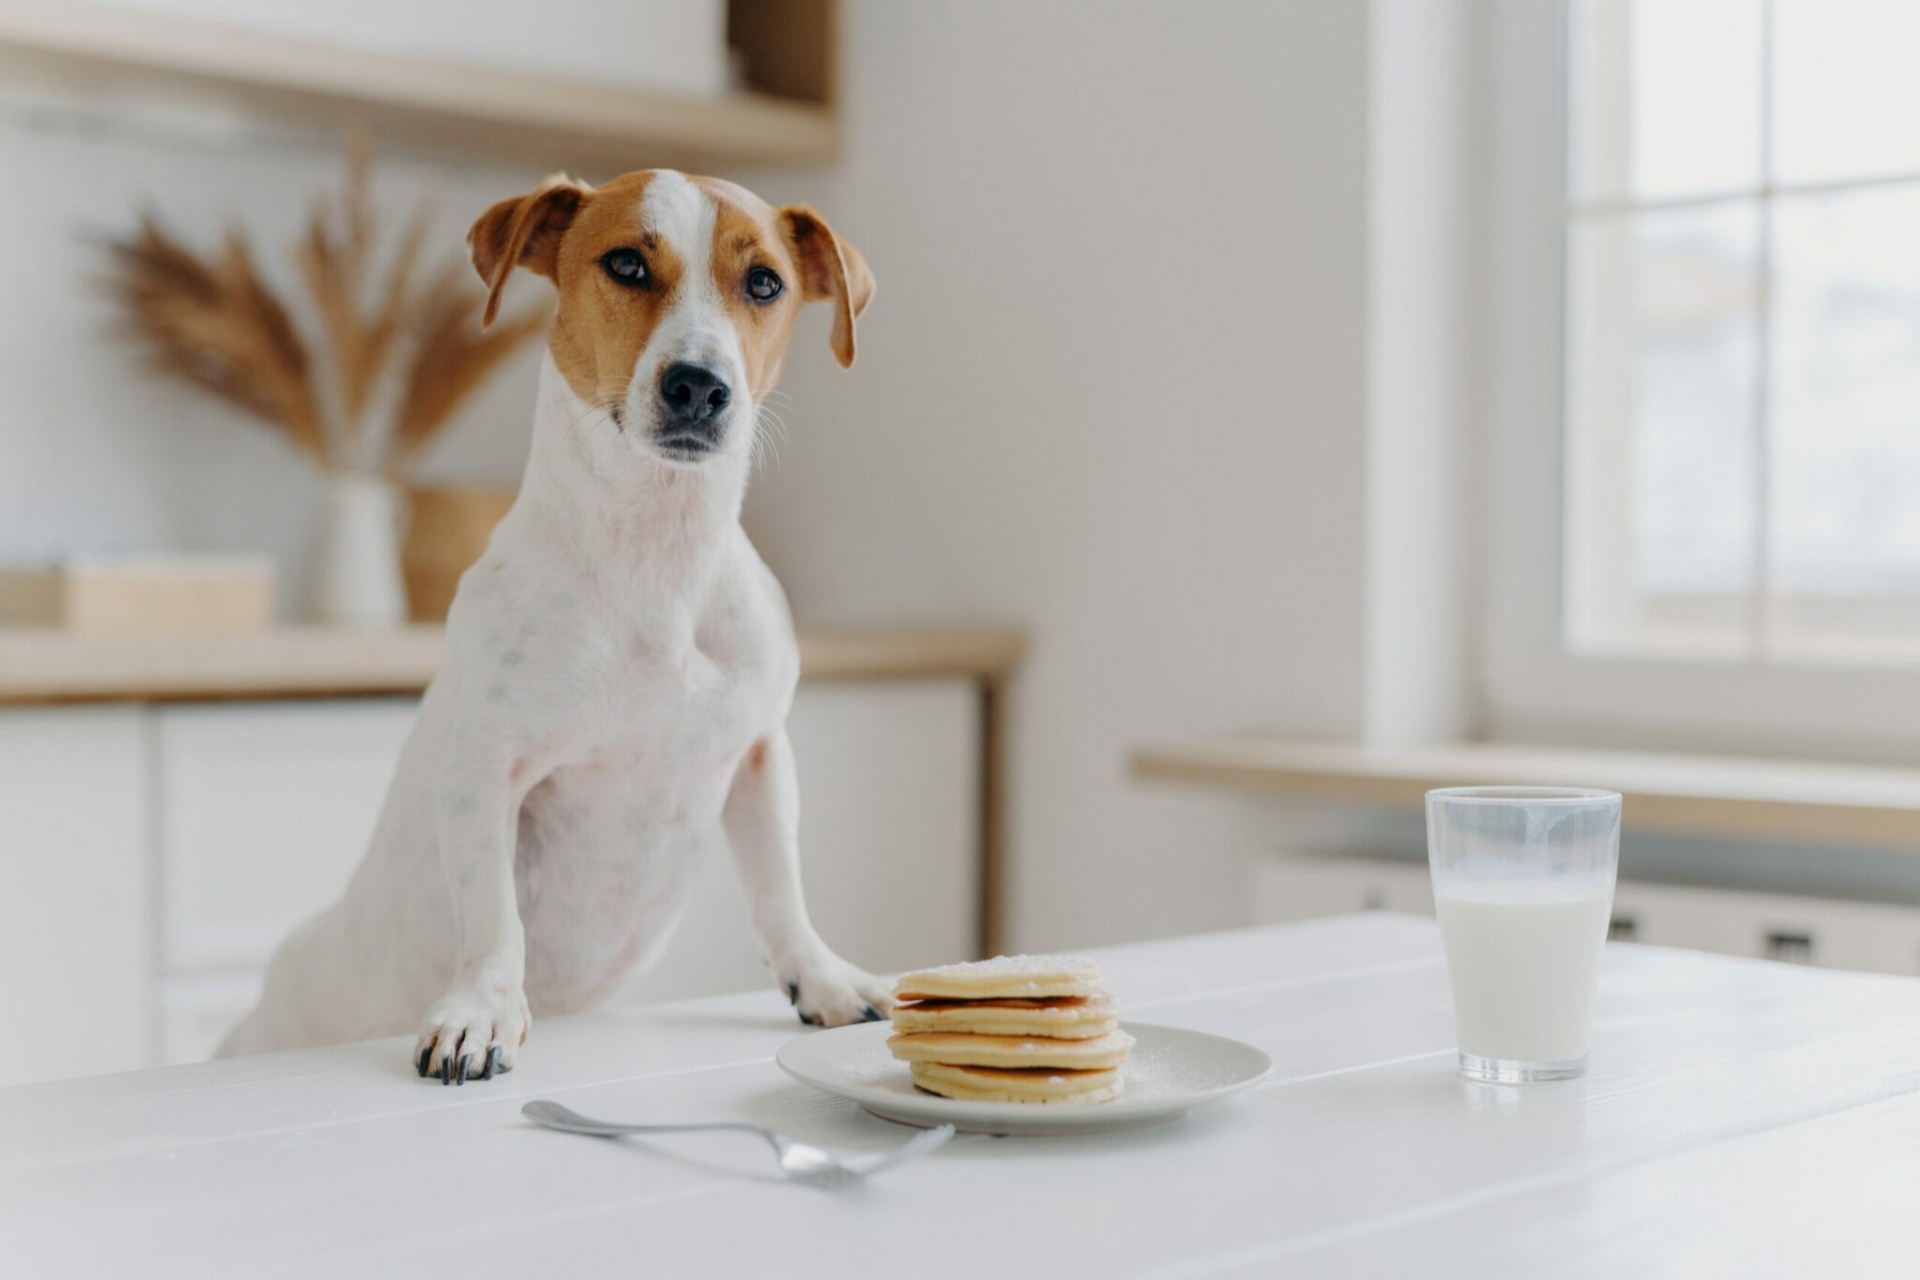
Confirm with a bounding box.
[6,914,1920,1278]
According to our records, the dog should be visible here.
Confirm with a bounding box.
[217,169,888,1082]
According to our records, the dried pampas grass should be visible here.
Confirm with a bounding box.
[102,144,548,476]
[390,261,552,469]
[106,219,329,463]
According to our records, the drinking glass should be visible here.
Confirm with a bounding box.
[1426,786,1622,1083]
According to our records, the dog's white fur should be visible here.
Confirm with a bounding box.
[218,171,888,1079]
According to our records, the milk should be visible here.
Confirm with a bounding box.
[1434,880,1612,1063]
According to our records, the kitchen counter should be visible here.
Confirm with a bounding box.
[0,625,1026,704]
[6,914,1920,1277]
[1134,735,1920,849]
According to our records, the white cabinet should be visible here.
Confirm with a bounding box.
[91,0,731,96]
[154,700,419,1065]
[1251,853,1920,976]
[157,701,418,974]
[0,707,153,1082]
[1607,880,1920,973]
[1,680,981,1084]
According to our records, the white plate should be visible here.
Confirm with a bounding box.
[776,1021,1272,1136]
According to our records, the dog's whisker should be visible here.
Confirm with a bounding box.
[554,398,619,440]
[754,409,787,441]
[750,400,791,473]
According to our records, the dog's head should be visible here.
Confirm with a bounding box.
[469,169,872,465]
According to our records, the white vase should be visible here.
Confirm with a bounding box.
[311,470,410,628]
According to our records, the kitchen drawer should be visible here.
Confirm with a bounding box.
[0,706,152,1086]
[1609,880,1920,975]
[157,700,417,973]
[1252,853,1920,976]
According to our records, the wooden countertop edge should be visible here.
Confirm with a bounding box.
[0,626,1025,705]
[1132,737,1920,850]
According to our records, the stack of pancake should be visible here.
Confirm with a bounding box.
[887,955,1134,1104]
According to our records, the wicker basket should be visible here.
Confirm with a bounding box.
[401,485,516,622]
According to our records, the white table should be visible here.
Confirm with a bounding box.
[6,914,1920,1278]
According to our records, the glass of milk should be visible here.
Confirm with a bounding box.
[1426,786,1622,1083]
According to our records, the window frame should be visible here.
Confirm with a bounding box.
[1480,0,1920,760]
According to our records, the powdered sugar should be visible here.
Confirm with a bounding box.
[902,954,1099,982]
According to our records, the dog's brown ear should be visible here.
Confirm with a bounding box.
[780,206,873,369]
[468,174,592,327]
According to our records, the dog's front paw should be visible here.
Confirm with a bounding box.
[776,951,893,1028]
[415,983,530,1085]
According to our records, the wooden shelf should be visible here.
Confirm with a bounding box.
[0,626,1023,706]
[795,629,1025,684]
[0,1,837,173]
[1132,737,1920,850]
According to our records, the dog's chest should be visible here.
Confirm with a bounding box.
[523,627,779,841]
[510,636,779,1007]
[597,635,760,769]
[621,622,776,745]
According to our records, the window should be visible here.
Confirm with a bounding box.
[1565,0,1920,663]
[1483,0,1920,754]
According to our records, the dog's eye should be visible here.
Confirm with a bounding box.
[745,266,783,303]
[601,248,648,285]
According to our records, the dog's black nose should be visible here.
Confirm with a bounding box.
[658,362,732,428]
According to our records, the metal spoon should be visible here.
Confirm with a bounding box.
[521,1099,955,1188]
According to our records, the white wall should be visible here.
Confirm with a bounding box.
[737,0,1378,949]
[0,104,551,615]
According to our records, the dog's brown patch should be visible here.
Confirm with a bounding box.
[468,174,587,326]
[467,170,872,411]
[547,171,683,412]
[693,177,804,396]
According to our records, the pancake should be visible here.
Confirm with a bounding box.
[888,993,1119,1039]
[909,1061,1124,1104]
[888,1028,1136,1070]
[894,954,1103,1002]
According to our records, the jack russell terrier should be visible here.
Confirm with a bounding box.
[218,169,887,1082]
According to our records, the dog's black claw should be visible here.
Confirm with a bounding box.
[416,1046,432,1077]
[786,981,799,1005]
[482,1045,501,1081]
[456,1052,471,1086]
[797,1009,821,1027]
[861,1004,883,1022]
[441,1054,454,1086]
